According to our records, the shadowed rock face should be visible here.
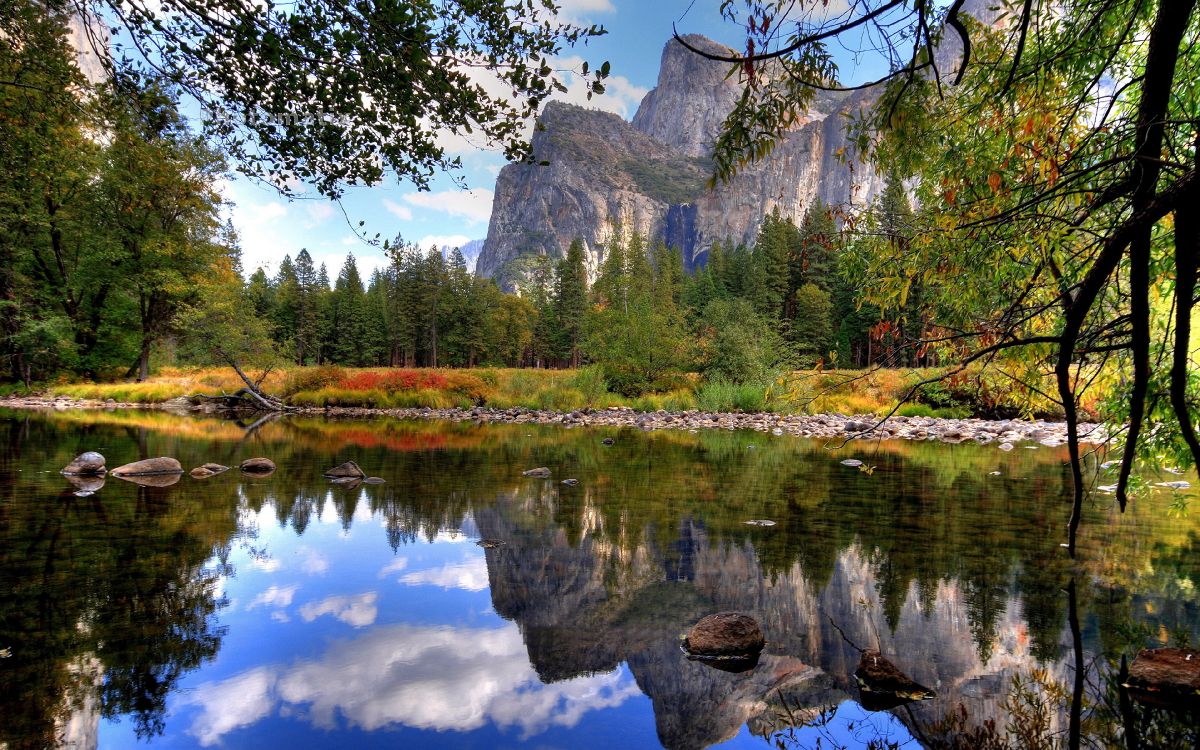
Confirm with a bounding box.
[475,35,885,285]
[475,496,1086,750]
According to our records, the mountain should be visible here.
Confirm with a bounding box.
[474,34,886,284]
[440,239,484,273]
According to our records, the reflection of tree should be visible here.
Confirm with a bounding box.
[0,468,235,748]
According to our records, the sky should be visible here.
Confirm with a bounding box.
[219,0,879,282]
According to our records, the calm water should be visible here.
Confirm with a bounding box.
[1,408,1198,750]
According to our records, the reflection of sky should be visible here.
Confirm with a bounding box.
[96,498,653,749]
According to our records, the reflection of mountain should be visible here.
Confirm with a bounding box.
[475,495,1083,749]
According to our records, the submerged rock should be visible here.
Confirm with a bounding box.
[601,437,615,445]
[329,476,363,489]
[324,460,365,479]
[684,612,765,658]
[240,457,276,474]
[476,539,505,548]
[560,478,579,486]
[854,649,935,703]
[743,519,776,527]
[363,477,386,485]
[190,463,230,478]
[110,457,183,477]
[62,451,106,476]
[522,467,552,478]
[840,459,863,467]
[1126,647,1200,708]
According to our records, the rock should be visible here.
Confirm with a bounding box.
[1156,481,1191,490]
[683,612,765,658]
[602,437,615,445]
[840,459,863,467]
[476,539,505,548]
[62,451,106,475]
[363,477,386,485]
[560,478,579,486]
[323,460,365,479]
[844,420,871,432]
[998,443,1014,451]
[743,519,776,527]
[110,457,183,477]
[329,476,362,489]
[240,457,276,474]
[522,467,552,478]
[1126,648,1200,707]
[854,649,935,701]
[190,463,230,478]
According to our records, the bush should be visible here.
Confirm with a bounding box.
[281,365,345,397]
[571,365,609,406]
[695,379,769,413]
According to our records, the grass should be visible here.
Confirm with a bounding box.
[35,363,1078,419]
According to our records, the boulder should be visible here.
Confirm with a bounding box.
[1126,648,1200,706]
[62,451,106,476]
[240,457,276,474]
[683,612,765,658]
[522,467,551,478]
[854,649,935,701]
[110,457,183,477]
[190,463,230,478]
[324,460,365,479]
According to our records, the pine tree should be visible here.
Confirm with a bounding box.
[330,254,368,365]
[552,238,589,367]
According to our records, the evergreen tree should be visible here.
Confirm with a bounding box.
[552,239,589,367]
[330,254,368,365]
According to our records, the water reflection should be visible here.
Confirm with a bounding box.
[1,408,1198,749]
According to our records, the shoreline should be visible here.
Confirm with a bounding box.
[0,396,1105,447]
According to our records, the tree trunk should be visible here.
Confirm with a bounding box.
[137,337,151,382]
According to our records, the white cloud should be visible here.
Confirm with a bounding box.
[298,591,379,628]
[303,201,337,227]
[401,189,494,225]
[340,234,359,246]
[399,558,489,592]
[551,55,649,119]
[247,584,298,610]
[382,198,413,221]
[181,622,639,746]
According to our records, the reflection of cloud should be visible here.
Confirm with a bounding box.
[183,623,638,745]
[399,558,489,592]
[247,585,298,610]
[299,592,378,627]
[183,667,276,746]
[296,547,330,575]
[378,557,408,577]
[249,557,281,573]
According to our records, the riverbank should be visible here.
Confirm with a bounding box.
[0,395,1105,446]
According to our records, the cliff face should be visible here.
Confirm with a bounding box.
[475,34,885,283]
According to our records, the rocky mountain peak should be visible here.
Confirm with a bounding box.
[631,35,742,158]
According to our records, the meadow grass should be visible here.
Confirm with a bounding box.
[41,363,1074,418]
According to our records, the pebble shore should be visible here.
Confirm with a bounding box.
[0,396,1106,446]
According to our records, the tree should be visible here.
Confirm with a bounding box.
[42,0,609,196]
[329,254,368,365]
[552,239,589,367]
[687,0,1200,555]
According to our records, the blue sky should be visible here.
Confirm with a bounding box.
[221,0,876,282]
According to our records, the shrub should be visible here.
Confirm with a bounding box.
[281,365,345,397]
[571,365,609,407]
[695,379,769,413]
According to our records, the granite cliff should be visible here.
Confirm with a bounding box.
[475,34,886,284]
